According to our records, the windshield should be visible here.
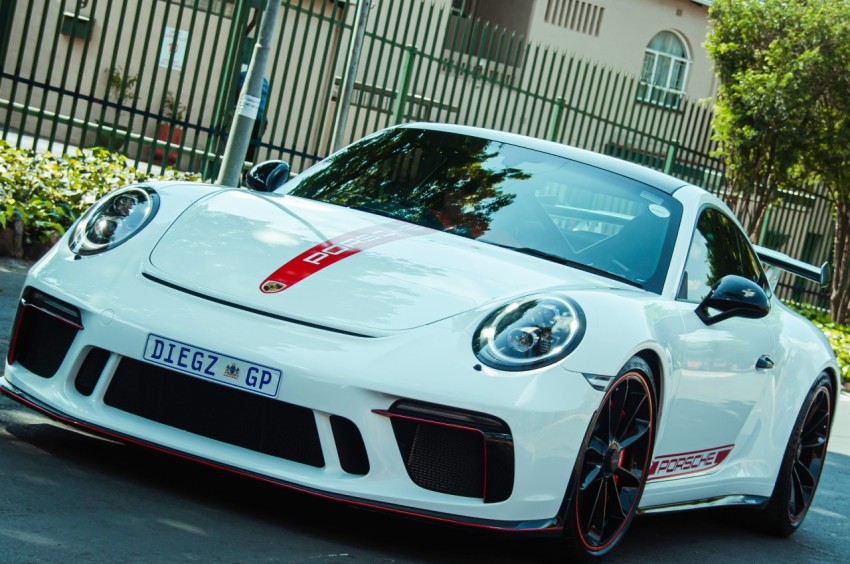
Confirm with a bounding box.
[282,127,682,293]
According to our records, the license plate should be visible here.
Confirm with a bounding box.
[143,334,282,398]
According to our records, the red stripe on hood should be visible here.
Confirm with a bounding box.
[260,221,431,293]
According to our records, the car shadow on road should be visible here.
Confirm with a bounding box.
[3,399,847,564]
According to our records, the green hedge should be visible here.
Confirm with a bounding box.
[788,302,850,385]
[818,322,850,386]
[0,139,201,247]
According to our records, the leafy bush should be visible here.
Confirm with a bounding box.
[0,140,201,247]
[788,301,850,385]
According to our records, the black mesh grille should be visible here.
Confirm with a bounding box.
[105,357,324,468]
[386,401,514,502]
[398,422,484,498]
[10,289,81,378]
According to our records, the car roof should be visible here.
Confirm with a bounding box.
[400,122,691,195]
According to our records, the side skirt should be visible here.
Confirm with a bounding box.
[639,495,769,515]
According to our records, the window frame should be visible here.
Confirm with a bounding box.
[678,205,769,304]
[637,30,691,110]
[163,0,236,18]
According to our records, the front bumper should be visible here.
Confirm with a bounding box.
[2,247,601,531]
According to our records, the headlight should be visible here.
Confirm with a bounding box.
[473,296,585,371]
[69,185,159,255]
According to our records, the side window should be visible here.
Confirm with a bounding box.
[733,227,765,289]
[681,208,762,302]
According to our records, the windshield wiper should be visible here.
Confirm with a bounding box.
[481,241,643,289]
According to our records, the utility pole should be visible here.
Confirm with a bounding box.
[217,0,280,187]
[329,0,371,153]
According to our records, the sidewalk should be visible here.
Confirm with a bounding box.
[836,393,850,456]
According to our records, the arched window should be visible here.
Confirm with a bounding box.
[637,31,690,108]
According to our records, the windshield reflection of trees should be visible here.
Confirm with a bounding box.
[287,129,530,238]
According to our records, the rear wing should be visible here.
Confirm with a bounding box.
[753,245,832,290]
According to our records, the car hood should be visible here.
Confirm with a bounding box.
[147,190,609,334]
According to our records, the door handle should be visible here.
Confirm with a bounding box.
[756,355,775,370]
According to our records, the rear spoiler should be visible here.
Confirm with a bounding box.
[754,245,832,289]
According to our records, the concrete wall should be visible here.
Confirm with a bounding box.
[527,0,717,101]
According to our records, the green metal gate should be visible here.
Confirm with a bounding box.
[0,0,836,306]
[0,1,725,178]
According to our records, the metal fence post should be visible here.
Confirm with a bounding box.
[200,0,251,179]
[218,0,281,187]
[391,45,416,125]
[758,205,773,245]
[663,139,678,174]
[546,96,564,141]
[330,0,371,152]
[0,0,15,74]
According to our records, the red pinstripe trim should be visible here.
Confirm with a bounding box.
[259,221,431,293]
[576,370,655,553]
[8,301,83,365]
[0,383,562,535]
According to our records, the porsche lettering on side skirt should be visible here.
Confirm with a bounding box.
[647,445,734,480]
[143,334,282,398]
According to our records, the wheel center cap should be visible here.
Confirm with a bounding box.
[603,442,621,478]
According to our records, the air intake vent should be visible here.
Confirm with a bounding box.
[75,348,110,396]
[394,419,485,498]
[376,400,514,503]
[105,357,325,468]
[9,287,82,377]
[330,415,370,475]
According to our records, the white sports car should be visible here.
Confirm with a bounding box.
[1,123,838,557]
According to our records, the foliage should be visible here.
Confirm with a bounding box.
[707,0,850,324]
[99,66,140,150]
[788,301,850,384]
[705,0,825,238]
[163,90,186,122]
[104,65,139,105]
[795,3,850,324]
[0,139,201,246]
[286,128,525,237]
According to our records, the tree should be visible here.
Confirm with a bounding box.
[287,128,524,237]
[707,0,850,323]
[795,2,850,322]
[705,0,825,239]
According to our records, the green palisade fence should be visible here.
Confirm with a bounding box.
[0,0,834,306]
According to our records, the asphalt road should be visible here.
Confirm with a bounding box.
[1,257,848,563]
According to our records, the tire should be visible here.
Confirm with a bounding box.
[759,372,833,536]
[564,357,657,558]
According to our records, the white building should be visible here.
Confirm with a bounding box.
[450,0,716,103]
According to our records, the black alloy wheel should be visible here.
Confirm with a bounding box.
[761,373,832,536]
[568,357,656,557]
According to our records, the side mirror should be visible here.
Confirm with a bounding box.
[244,160,290,192]
[696,275,770,326]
